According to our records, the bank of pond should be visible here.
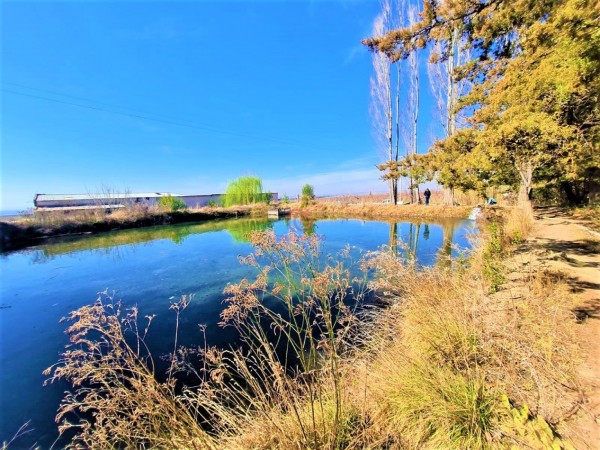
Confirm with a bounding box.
[0,216,475,448]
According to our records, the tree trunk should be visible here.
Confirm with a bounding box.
[394,62,401,205]
[390,179,398,205]
[517,161,533,210]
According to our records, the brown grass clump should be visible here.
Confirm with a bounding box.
[296,202,472,220]
[503,207,535,247]
[44,292,215,450]
[356,240,579,449]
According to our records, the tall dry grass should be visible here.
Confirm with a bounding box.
[45,208,580,449]
[43,292,214,450]
[356,242,578,449]
[297,202,472,220]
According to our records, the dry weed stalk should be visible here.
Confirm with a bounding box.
[192,230,369,449]
[44,291,214,450]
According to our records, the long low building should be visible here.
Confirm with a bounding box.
[34,192,279,211]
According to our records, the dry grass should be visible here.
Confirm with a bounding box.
[503,207,535,247]
[44,208,580,449]
[294,202,472,220]
[314,189,492,207]
[17,204,267,229]
[570,204,600,232]
[43,293,215,450]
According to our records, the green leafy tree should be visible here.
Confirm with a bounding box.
[300,184,315,208]
[378,153,434,202]
[223,176,265,207]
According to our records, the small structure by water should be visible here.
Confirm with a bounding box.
[268,207,291,219]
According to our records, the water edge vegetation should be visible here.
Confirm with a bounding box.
[37,206,585,449]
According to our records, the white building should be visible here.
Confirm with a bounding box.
[33,192,279,211]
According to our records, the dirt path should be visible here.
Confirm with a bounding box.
[512,207,600,448]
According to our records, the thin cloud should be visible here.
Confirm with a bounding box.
[263,166,387,197]
[343,43,367,65]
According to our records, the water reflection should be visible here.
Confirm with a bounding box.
[299,216,317,236]
[438,220,456,265]
[386,219,465,266]
[33,217,471,267]
[389,222,398,256]
[35,218,274,261]
[423,224,430,240]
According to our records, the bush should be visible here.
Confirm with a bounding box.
[300,184,315,207]
[157,195,187,212]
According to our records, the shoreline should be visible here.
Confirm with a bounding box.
[0,207,254,253]
[0,203,474,253]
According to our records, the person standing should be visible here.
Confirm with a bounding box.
[424,188,431,205]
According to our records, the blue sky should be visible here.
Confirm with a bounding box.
[1,0,441,211]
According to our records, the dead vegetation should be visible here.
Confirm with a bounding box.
[294,202,472,220]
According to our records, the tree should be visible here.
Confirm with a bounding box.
[300,184,315,208]
[370,0,398,205]
[378,153,434,197]
[404,4,420,203]
[427,25,471,205]
[223,176,265,207]
[363,0,599,207]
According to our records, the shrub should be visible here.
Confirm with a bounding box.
[300,184,315,207]
[281,194,290,204]
[157,195,187,212]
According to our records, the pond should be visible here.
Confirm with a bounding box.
[0,216,475,448]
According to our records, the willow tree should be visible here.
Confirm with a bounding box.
[223,176,265,207]
[364,0,599,207]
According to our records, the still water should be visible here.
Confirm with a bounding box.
[0,217,474,448]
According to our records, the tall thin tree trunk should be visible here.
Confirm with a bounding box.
[411,57,419,203]
[407,13,419,204]
[387,77,394,204]
[369,1,396,205]
[517,160,534,210]
[394,62,401,204]
[443,26,460,206]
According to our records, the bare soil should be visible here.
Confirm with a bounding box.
[504,207,600,448]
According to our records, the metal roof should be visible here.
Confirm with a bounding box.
[35,205,126,211]
[35,193,178,201]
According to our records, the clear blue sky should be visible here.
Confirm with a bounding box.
[1,0,440,211]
